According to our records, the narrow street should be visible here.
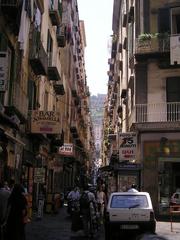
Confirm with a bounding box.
[26,205,180,240]
[26,205,104,240]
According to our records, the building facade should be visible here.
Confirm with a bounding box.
[0,0,94,211]
[102,0,180,215]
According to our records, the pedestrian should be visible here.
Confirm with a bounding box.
[5,183,28,240]
[67,186,80,201]
[67,186,80,215]
[96,185,107,224]
[0,182,11,240]
[128,183,139,192]
[79,184,97,237]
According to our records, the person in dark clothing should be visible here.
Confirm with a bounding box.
[5,184,28,240]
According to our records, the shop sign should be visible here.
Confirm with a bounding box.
[59,143,74,156]
[31,111,61,134]
[34,168,45,183]
[0,51,9,92]
[119,132,137,161]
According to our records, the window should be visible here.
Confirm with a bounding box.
[0,33,7,51]
[171,7,180,34]
[110,195,149,208]
[44,91,49,111]
[28,80,37,110]
[166,77,180,121]
[158,7,180,34]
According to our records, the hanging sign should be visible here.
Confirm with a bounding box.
[119,132,137,161]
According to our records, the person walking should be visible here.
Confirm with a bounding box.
[96,185,107,224]
[0,182,10,240]
[67,187,80,215]
[128,183,139,192]
[79,185,97,238]
[5,184,28,240]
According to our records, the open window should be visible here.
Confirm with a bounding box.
[171,7,180,34]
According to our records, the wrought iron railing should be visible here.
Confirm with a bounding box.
[136,35,170,54]
[11,81,29,118]
[129,102,180,126]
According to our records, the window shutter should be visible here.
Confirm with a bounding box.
[158,8,170,33]
[0,33,8,51]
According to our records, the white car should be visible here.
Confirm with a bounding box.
[104,191,156,240]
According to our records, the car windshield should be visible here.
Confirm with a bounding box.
[110,194,149,208]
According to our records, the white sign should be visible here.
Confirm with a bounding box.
[59,143,74,156]
[119,132,137,161]
[37,199,44,219]
[34,168,45,183]
[0,51,9,92]
[31,111,61,134]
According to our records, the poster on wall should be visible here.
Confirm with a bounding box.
[119,132,137,161]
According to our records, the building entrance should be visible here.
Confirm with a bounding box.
[158,158,180,214]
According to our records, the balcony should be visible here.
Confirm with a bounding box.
[29,29,48,76]
[48,53,61,81]
[5,81,28,122]
[135,34,170,59]
[53,82,65,95]
[56,26,66,48]
[129,102,180,130]
[49,1,62,26]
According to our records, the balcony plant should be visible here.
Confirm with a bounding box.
[138,33,153,42]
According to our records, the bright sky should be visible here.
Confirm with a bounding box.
[77,0,113,96]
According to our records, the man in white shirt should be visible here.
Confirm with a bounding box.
[67,187,80,201]
[128,184,139,193]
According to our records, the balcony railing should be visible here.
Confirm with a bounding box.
[129,102,180,126]
[47,52,61,81]
[135,35,170,54]
[56,25,66,48]
[29,28,47,75]
[53,81,65,95]
[49,0,62,26]
[8,81,29,121]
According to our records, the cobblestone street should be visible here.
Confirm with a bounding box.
[26,206,104,240]
[25,205,180,240]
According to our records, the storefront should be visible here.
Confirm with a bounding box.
[142,136,180,215]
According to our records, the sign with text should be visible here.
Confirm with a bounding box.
[59,143,74,156]
[34,168,45,183]
[31,110,61,134]
[119,132,137,161]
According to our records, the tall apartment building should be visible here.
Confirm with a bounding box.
[0,0,94,210]
[102,0,180,215]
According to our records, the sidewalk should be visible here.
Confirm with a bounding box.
[156,221,180,240]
